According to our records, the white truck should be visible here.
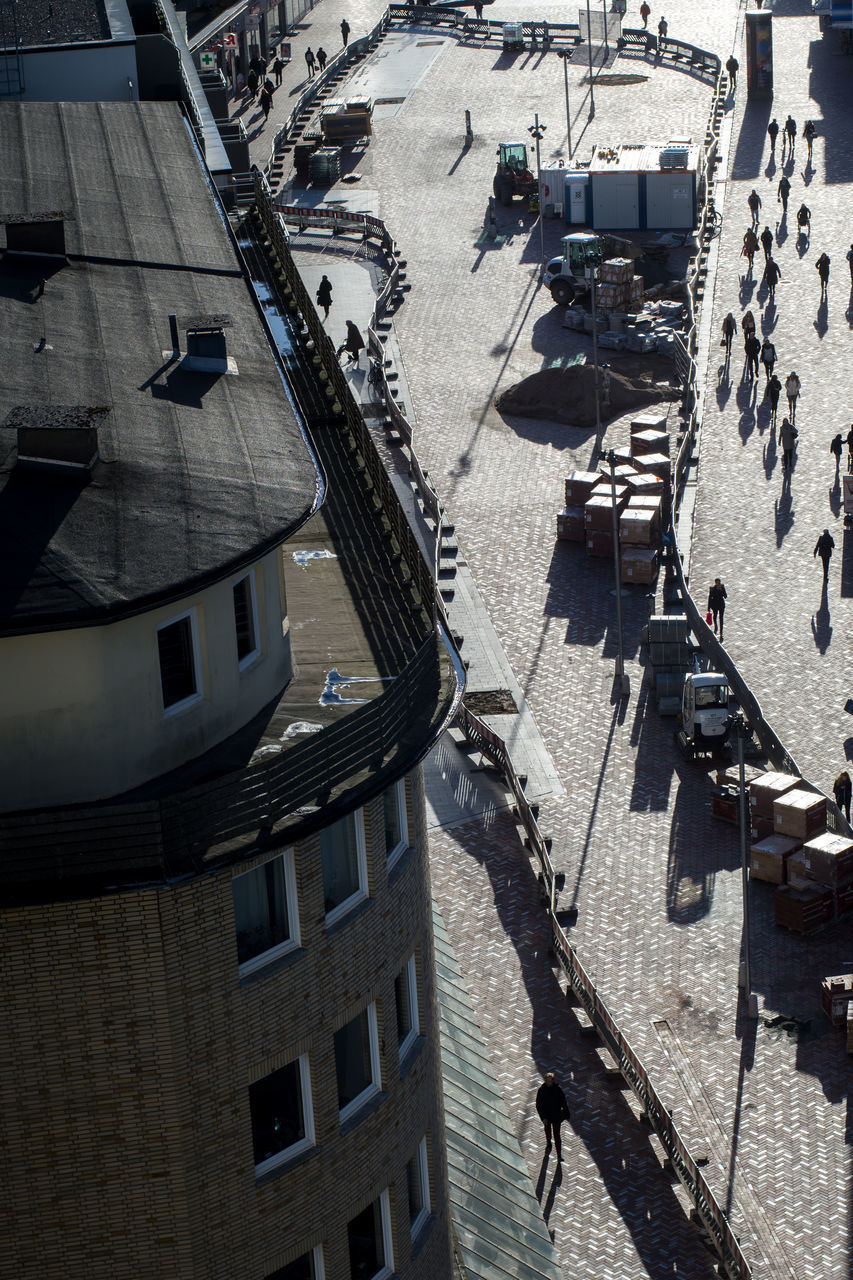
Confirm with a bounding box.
[675,672,731,760]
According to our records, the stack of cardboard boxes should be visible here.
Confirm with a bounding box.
[746,771,853,932]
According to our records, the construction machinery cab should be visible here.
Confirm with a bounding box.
[676,672,732,760]
[493,142,537,205]
[541,233,605,306]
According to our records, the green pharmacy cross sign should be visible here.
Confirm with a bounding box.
[200,50,217,70]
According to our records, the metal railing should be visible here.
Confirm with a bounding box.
[455,700,754,1280]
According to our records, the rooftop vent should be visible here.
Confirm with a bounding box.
[8,405,107,475]
[176,313,236,374]
[2,211,68,258]
[659,139,692,169]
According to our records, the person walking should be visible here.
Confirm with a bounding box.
[640,0,651,27]
[342,319,365,363]
[535,1071,571,1163]
[767,118,779,152]
[816,252,830,296]
[777,174,791,214]
[473,0,484,16]
[846,424,853,473]
[747,189,762,226]
[247,67,259,100]
[316,46,327,71]
[763,255,782,302]
[803,119,816,163]
[760,225,774,260]
[259,85,272,121]
[341,17,351,46]
[783,114,797,157]
[830,432,843,475]
[707,579,727,639]
[744,332,761,381]
[760,336,777,382]
[767,372,782,425]
[273,53,285,86]
[742,226,759,271]
[814,528,835,584]
[657,15,668,48]
[316,273,333,321]
[721,311,737,356]
[847,243,853,286]
[796,203,811,237]
[780,417,798,472]
[742,309,756,343]
[726,54,739,89]
[833,771,852,824]
[305,46,316,77]
[785,370,801,420]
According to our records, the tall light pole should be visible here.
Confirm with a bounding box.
[585,0,596,117]
[528,115,547,269]
[589,265,602,449]
[606,449,629,696]
[560,51,573,159]
[602,0,609,55]
[735,713,759,1017]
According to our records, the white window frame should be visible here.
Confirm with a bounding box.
[348,1190,394,1280]
[234,570,262,671]
[253,1053,316,1179]
[323,810,368,928]
[338,1001,381,1125]
[409,1137,431,1241]
[397,954,420,1062]
[385,780,409,869]
[310,1245,326,1280]
[157,607,203,717]
[234,851,300,978]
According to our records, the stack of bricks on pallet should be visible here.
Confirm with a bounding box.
[621,414,670,582]
[821,974,853,1027]
[595,260,646,350]
[710,762,766,823]
[647,614,691,716]
[557,470,598,542]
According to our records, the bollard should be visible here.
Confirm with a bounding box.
[465,109,473,142]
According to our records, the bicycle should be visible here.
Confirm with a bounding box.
[367,356,385,399]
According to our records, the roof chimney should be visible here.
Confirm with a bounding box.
[179,313,236,373]
[9,405,106,475]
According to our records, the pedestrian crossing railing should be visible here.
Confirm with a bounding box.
[455,698,755,1280]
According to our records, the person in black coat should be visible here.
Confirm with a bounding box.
[708,579,727,638]
[316,274,333,320]
[535,1071,570,1162]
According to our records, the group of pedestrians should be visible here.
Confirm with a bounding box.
[306,18,349,75]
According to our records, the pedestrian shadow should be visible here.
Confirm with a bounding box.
[716,362,732,409]
[846,288,853,329]
[738,276,755,307]
[829,477,842,518]
[802,162,814,186]
[542,1163,562,1222]
[737,380,756,444]
[796,232,810,258]
[764,156,776,180]
[761,300,778,333]
[814,297,829,338]
[842,525,853,598]
[811,590,832,653]
[774,486,795,546]
[776,215,788,247]
[763,428,778,480]
[755,279,769,307]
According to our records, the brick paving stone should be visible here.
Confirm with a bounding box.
[254,2,853,1276]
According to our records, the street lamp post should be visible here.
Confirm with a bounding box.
[528,114,547,270]
[560,51,573,159]
[735,712,759,1018]
[606,449,629,696]
[602,0,609,55]
[589,266,602,449]
[585,0,596,117]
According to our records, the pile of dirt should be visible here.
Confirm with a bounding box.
[495,361,681,429]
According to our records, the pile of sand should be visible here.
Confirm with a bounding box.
[495,362,681,429]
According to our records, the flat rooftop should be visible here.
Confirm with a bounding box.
[0,100,320,633]
[7,0,110,47]
[585,141,701,173]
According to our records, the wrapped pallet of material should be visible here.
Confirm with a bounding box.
[626,494,662,529]
[749,834,801,884]
[621,547,658,583]
[799,832,853,888]
[631,411,669,435]
[632,451,671,488]
[773,788,827,841]
[565,470,600,506]
[626,472,665,500]
[619,508,657,546]
[821,974,853,1026]
[783,850,813,890]
[774,883,834,933]
[585,492,626,531]
[556,506,585,542]
[586,529,614,557]
[631,427,670,457]
[749,771,800,820]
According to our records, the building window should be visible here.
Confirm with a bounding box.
[384,781,408,867]
[347,1190,393,1280]
[394,954,419,1061]
[233,572,261,668]
[335,1003,380,1123]
[265,1246,325,1280]
[233,852,299,975]
[157,610,202,714]
[249,1055,315,1177]
[407,1138,431,1240]
[321,811,367,925]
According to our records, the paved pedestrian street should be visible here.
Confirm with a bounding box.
[232,2,853,1275]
